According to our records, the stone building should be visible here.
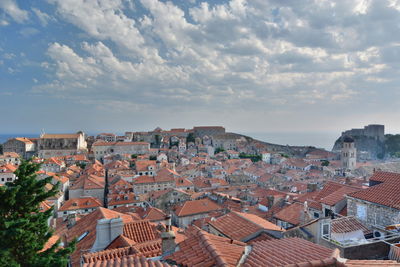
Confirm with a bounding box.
[3,137,36,159]
[92,141,150,160]
[342,124,385,142]
[347,171,400,228]
[341,136,356,171]
[193,126,225,138]
[212,133,239,150]
[38,132,87,159]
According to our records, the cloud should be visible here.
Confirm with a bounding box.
[31,0,400,132]
[32,7,54,26]
[19,27,39,37]
[0,0,28,23]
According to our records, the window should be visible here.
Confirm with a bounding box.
[314,212,320,218]
[357,204,367,220]
[322,224,330,236]
[77,231,89,242]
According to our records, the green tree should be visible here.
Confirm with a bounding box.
[186,133,195,144]
[131,154,138,159]
[215,147,225,154]
[149,155,157,160]
[321,160,330,166]
[0,144,3,154]
[0,160,75,267]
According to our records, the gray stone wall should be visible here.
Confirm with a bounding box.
[347,197,400,227]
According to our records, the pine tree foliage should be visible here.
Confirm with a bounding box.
[0,160,75,267]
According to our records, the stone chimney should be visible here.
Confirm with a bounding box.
[307,183,317,192]
[91,217,123,252]
[161,215,176,256]
[67,212,77,228]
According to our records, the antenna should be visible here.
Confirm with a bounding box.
[40,129,45,137]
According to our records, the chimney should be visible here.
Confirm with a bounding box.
[104,169,109,208]
[307,183,317,192]
[67,212,77,228]
[91,217,123,252]
[161,215,176,256]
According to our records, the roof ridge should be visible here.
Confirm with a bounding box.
[197,230,229,267]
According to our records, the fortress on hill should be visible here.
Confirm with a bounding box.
[341,124,385,142]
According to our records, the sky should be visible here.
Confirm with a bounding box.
[0,0,400,147]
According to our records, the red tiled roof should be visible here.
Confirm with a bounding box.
[70,174,104,190]
[83,255,173,267]
[167,226,245,267]
[108,193,139,206]
[41,133,80,139]
[273,202,304,226]
[243,237,334,267]
[174,198,223,217]
[331,216,371,235]
[209,211,282,242]
[141,207,166,222]
[122,220,158,243]
[348,171,400,209]
[59,196,102,211]
[320,185,361,206]
[92,141,149,146]
[66,208,135,267]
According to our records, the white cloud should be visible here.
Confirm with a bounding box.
[35,0,400,130]
[19,27,39,37]
[32,7,54,26]
[0,0,28,23]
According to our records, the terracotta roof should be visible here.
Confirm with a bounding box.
[0,164,17,172]
[108,193,139,206]
[331,216,371,235]
[70,174,105,190]
[273,202,304,226]
[320,185,361,206]
[83,255,173,267]
[174,198,223,217]
[66,208,135,267]
[140,207,166,222]
[175,177,193,188]
[41,133,80,139]
[93,141,149,147]
[348,171,400,209]
[209,211,282,242]
[135,160,156,172]
[243,237,334,267]
[246,232,275,244]
[166,226,246,267]
[14,137,34,144]
[59,196,102,211]
[122,220,158,243]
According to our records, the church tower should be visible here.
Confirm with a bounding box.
[341,136,357,170]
